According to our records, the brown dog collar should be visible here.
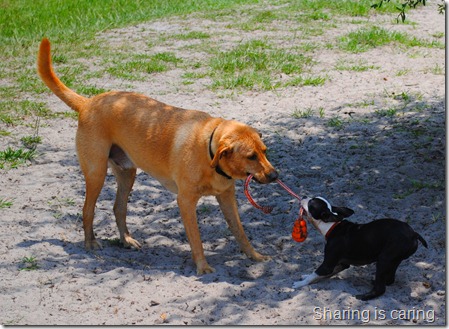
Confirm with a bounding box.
[325,221,341,240]
[209,127,232,180]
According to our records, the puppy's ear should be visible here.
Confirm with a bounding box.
[320,211,334,222]
[210,144,232,168]
[332,206,354,219]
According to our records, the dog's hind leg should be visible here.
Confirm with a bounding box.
[110,162,140,249]
[216,185,270,262]
[79,151,109,251]
[356,257,390,300]
[385,260,402,286]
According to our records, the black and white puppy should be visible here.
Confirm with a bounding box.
[292,196,428,301]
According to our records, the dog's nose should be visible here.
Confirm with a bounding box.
[267,170,279,181]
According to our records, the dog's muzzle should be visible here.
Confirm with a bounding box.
[250,170,278,184]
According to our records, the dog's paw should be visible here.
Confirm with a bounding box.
[292,279,308,289]
[195,258,216,275]
[85,239,103,251]
[250,251,271,262]
[355,289,383,301]
[292,272,319,289]
[122,236,142,249]
[196,264,216,275]
[355,293,370,301]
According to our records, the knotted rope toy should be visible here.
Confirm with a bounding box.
[244,175,307,242]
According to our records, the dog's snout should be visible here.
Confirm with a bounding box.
[267,170,278,182]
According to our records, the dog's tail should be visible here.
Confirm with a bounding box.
[37,38,88,113]
[416,233,428,248]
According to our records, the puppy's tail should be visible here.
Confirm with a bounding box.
[416,233,428,248]
[37,38,88,112]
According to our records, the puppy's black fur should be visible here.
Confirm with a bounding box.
[295,197,428,301]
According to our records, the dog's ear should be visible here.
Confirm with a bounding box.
[320,211,335,222]
[320,207,354,222]
[332,206,354,219]
[210,144,232,168]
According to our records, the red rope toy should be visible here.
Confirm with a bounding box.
[244,174,308,242]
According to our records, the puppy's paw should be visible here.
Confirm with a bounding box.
[355,289,383,301]
[292,272,319,289]
[292,279,308,289]
[355,293,370,301]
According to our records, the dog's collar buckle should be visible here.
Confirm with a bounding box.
[209,127,232,180]
[325,221,341,240]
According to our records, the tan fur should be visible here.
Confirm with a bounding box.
[37,38,278,274]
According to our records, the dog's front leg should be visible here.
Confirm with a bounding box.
[216,185,270,262]
[292,272,322,288]
[293,262,349,289]
[177,193,215,275]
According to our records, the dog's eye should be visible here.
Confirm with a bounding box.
[248,154,257,161]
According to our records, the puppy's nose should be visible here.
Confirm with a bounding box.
[267,170,278,182]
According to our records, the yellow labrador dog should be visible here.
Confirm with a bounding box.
[37,38,278,274]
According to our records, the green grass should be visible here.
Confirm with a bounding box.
[395,68,411,76]
[19,256,40,271]
[0,100,52,125]
[0,0,258,55]
[209,39,313,90]
[278,0,402,19]
[375,108,397,117]
[21,135,42,150]
[394,179,444,199]
[0,198,13,209]
[328,116,345,129]
[172,31,211,40]
[292,108,315,119]
[235,10,281,31]
[107,52,182,81]
[0,147,36,169]
[0,0,260,104]
[106,238,123,247]
[335,59,379,72]
[284,75,327,87]
[338,26,445,53]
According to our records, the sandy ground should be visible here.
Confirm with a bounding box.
[0,1,445,325]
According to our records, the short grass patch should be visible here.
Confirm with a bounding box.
[107,52,183,81]
[0,100,52,125]
[279,0,402,19]
[19,256,40,271]
[292,107,315,119]
[21,135,42,150]
[209,39,313,90]
[0,147,36,169]
[328,116,345,129]
[172,31,211,40]
[284,75,327,87]
[338,26,444,53]
[335,59,379,72]
[0,198,13,209]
